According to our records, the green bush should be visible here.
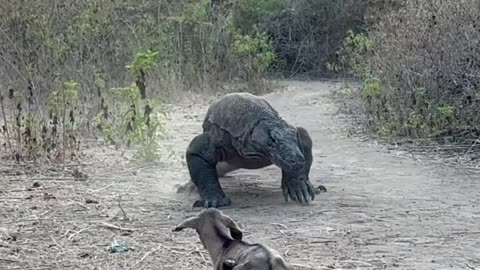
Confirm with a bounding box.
[230,31,277,90]
[93,50,167,162]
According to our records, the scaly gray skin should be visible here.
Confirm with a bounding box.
[184,92,326,208]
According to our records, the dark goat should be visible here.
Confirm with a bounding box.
[173,208,291,270]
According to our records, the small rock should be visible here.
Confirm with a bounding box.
[78,252,91,258]
[0,228,17,242]
[73,168,88,181]
[43,193,56,200]
[32,182,41,188]
[85,199,99,204]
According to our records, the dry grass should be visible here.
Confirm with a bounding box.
[0,95,217,270]
[0,145,211,270]
[332,81,480,175]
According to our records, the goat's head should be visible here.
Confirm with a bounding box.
[172,208,243,241]
[173,209,291,270]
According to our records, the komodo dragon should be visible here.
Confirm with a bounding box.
[182,92,326,208]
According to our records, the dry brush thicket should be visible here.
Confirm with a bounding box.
[1,0,478,165]
[338,0,480,160]
[0,0,367,164]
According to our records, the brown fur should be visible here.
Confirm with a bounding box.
[173,208,291,270]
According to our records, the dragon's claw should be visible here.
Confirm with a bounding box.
[282,178,316,204]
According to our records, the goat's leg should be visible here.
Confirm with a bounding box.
[186,133,231,208]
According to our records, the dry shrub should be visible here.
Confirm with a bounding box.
[362,0,405,26]
[229,0,369,78]
[360,0,480,143]
[0,0,278,163]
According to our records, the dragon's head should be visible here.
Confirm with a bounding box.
[251,120,305,172]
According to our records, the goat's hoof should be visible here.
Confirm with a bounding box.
[193,196,231,208]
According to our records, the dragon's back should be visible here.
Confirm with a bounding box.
[203,93,280,138]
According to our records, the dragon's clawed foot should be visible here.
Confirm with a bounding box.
[282,178,317,204]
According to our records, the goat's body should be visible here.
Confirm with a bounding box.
[218,242,289,270]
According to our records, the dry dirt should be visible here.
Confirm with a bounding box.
[1,80,479,270]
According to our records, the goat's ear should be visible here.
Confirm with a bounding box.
[172,216,199,232]
[223,215,243,240]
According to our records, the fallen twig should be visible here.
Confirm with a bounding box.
[73,201,91,210]
[309,240,337,244]
[127,246,162,270]
[90,183,114,193]
[98,222,136,232]
[67,227,91,240]
[0,257,21,263]
[49,235,63,250]
[465,262,476,270]
[118,195,128,221]
[271,222,288,229]
[190,243,209,264]
[290,263,317,269]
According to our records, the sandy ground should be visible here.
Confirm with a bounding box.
[0,80,479,270]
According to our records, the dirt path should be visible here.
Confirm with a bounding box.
[1,80,479,270]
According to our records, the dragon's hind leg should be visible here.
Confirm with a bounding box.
[177,162,236,195]
[186,133,231,208]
